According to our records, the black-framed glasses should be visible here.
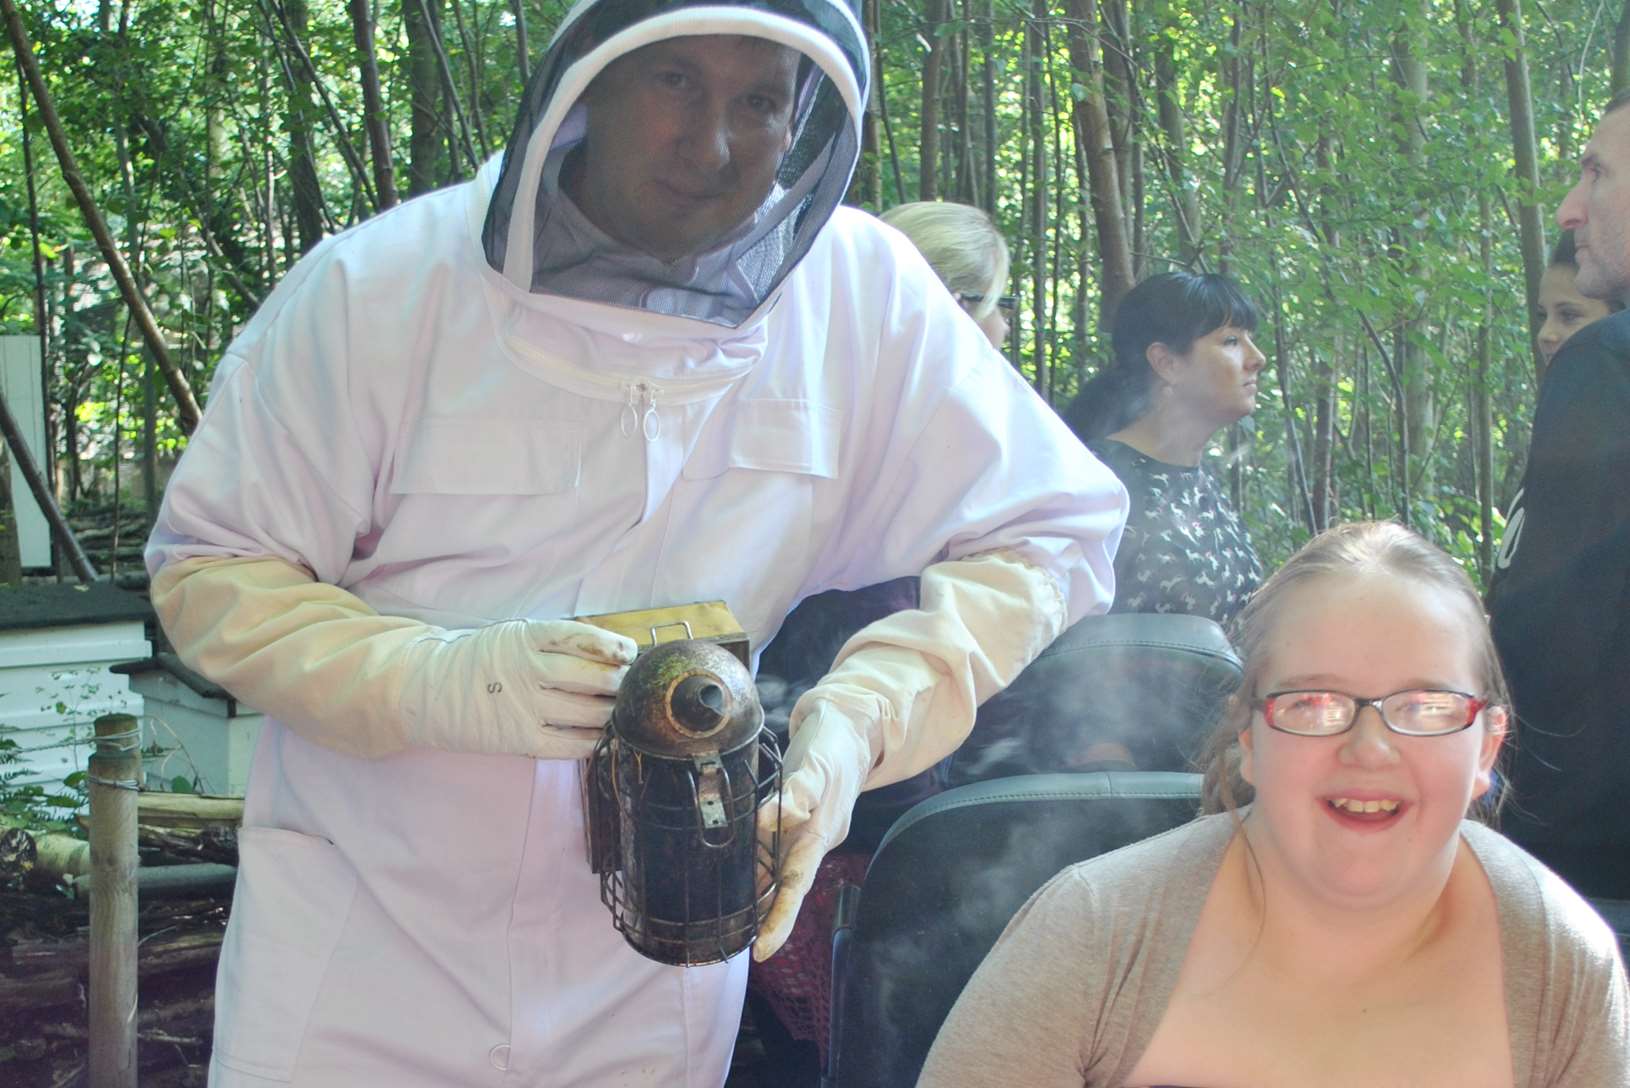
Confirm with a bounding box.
[1259,688,1489,737]
[960,292,1017,315]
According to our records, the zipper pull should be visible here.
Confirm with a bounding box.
[620,383,639,438]
[641,384,660,442]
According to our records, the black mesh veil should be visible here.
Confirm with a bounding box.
[481,0,869,328]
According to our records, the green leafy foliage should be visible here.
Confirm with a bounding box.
[0,737,88,835]
[0,0,1615,584]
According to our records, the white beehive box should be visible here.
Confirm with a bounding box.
[114,654,264,797]
[0,583,151,789]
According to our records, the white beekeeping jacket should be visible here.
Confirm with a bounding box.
[146,1,1126,1084]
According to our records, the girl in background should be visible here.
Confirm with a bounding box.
[921,521,1628,1087]
[1537,230,1620,366]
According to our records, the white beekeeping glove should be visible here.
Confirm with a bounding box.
[151,554,637,759]
[754,549,1068,959]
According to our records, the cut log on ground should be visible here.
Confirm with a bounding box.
[78,793,244,833]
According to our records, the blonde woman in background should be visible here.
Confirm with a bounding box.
[881,201,1014,348]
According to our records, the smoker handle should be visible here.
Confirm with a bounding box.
[648,619,695,646]
[823,880,864,1088]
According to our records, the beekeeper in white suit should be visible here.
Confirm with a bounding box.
[146,0,1127,1083]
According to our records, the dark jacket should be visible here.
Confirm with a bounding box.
[1489,307,1630,898]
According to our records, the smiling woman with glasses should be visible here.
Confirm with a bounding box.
[921,521,1629,1087]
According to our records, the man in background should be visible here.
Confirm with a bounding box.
[1490,91,1630,901]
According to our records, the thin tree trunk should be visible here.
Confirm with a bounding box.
[1254,128,1315,533]
[847,0,882,208]
[1496,0,1547,384]
[1393,10,1432,509]
[282,0,326,250]
[59,246,82,505]
[919,0,947,201]
[108,3,161,516]
[956,14,975,206]
[1459,0,1498,578]
[0,447,19,585]
[1310,135,1338,530]
[509,0,530,84]
[1476,191,1496,581]
[1613,0,1630,97]
[1154,0,1201,264]
[1130,136,1145,281]
[205,0,225,182]
[201,0,262,302]
[1217,1,1246,273]
[1045,29,1070,396]
[981,0,996,216]
[2,0,201,433]
[1026,0,1046,394]
[1100,0,1135,251]
[16,63,54,503]
[412,0,479,175]
[877,36,904,202]
[1062,0,1134,325]
[349,0,398,209]
[847,0,881,206]
[1072,122,1091,375]
[405,0,445,194]
[447,0,490,158]
[259,0,378,212]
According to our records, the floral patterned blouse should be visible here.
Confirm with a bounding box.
[1088,438,1262,624]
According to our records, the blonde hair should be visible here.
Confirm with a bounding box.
[880,201,1011,320]
[1198,521,1511,822]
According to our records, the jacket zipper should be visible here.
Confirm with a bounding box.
[620,382,660,441]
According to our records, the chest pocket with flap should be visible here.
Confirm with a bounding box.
[664,398,843,647]
[680,398,841,481]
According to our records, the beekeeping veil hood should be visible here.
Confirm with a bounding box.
[482,0,868,328]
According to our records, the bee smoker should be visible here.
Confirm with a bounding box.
[586,639,782,966]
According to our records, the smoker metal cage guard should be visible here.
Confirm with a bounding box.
[591,726,783,966]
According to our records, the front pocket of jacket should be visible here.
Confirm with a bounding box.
[375,417,587,616]
[212,827,359,1081]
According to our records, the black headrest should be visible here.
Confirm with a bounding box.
[950,612,1242,784]
[828,771,1203,1088]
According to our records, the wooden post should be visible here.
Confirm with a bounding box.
[88,713,140,1088]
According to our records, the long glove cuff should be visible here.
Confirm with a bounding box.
[152,554,447,757]
[789,548,1068,789]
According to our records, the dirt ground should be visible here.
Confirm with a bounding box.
[1,886,819,1087]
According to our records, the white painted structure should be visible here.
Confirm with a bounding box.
[0,584,149,790]
[0,336,50,570]
[118,655,264,796]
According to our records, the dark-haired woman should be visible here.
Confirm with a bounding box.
[1064,271,1264,625]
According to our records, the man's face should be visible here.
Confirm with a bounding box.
[1559,106,1630,303]
[569,35,801,263]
